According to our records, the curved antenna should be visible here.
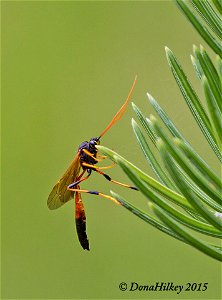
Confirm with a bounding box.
[99,76,137,139]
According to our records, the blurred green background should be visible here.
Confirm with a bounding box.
[2,1,221,299]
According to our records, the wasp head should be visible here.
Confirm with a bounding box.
[89,137,100,147]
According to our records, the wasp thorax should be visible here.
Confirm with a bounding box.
[78,137,100,168]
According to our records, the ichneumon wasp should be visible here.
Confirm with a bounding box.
[48,77,137,250]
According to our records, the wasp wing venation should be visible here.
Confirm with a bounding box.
[47,152,81,210]
[75,185,89,250]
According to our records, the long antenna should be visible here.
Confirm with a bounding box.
[99,76,137,139]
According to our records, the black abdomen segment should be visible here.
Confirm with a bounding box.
[76,217,89,250]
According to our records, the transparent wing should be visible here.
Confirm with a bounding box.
[75,185,89,250]
[47,153,81,210]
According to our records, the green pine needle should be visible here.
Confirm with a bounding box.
[98,0,222,261]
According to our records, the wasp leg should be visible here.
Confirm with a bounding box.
[82,149,104,162]
[82,162,115,170]
[67,187,120,205]
[97,154,107,159]
[97,162,116,170]
[68,170,92,189]
[95,169,138,190]
[81,163,138,190]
